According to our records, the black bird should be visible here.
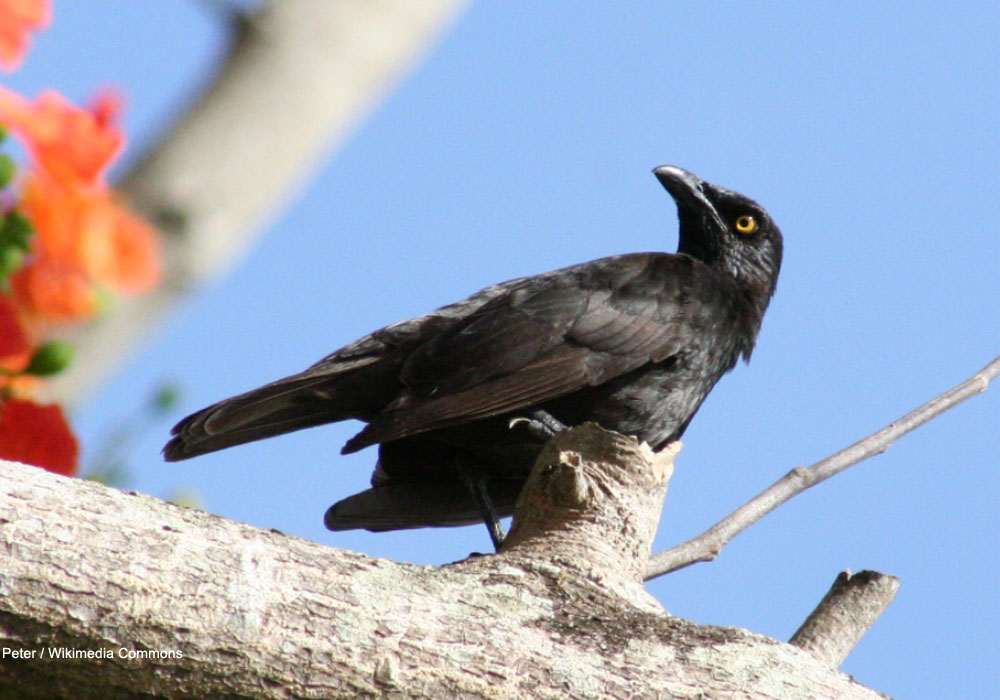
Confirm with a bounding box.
[164,166,782,548]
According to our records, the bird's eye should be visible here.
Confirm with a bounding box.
[734,215,758,234]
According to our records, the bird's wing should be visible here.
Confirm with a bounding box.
[343,253,698,452]
[163,275,532,461]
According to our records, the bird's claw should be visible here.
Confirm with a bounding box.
[508,410,567,440]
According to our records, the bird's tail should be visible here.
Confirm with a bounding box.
[324,479,523,531]
[163,375,352,461]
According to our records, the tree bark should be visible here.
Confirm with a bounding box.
[790,570,900,667]
[0,425,887,699]
[43,0,469,405]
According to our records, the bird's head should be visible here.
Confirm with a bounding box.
[654,165,783,305]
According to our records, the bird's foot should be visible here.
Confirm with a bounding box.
[508,409,568,440]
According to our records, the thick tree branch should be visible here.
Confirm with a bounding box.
[646,352,1000,579]
[789,570,900,668]
[43,0,469,404]
[500,425,679,590]
[0,424,886,699]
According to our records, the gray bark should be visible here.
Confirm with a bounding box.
[790,570,901,668]
[42,0,469,405]
[0,425,888,699]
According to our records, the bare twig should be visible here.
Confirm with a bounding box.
[789,569,900,668]
[646,353,1000,580]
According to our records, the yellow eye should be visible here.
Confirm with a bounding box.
[735,215,758,234]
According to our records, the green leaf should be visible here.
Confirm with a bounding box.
[0,154,15,189]
[0,245,24,286]
[152,382,182,412]
[24,341,76,376]
[0,210,33,251]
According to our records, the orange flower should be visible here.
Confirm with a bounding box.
[0,0,50,72]
[0,397,78,475]
[15,171,160,307]
[0,88,159,321]
[99,199,160,293]
[16,171,89,266]
[12,258,98,320]
[0,86,123,186]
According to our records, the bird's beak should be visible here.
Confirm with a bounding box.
[653,165,726,232]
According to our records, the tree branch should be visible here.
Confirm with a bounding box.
[42,0,469,405]
[646,352,1000,580]
[789,570,900,668]
[500,424,679,589]
[0,425,887,699]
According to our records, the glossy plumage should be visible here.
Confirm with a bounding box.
[164,166,782,535]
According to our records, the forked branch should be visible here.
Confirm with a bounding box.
[646,353,1000,580]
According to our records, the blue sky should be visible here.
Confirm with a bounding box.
[8,2,1000,697]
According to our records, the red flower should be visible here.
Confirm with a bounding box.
[0,0,50,72]
[0,292,29,358]
[0,397,78,476]
[0,295,34,390]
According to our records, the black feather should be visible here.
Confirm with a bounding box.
[164,166,783,535]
